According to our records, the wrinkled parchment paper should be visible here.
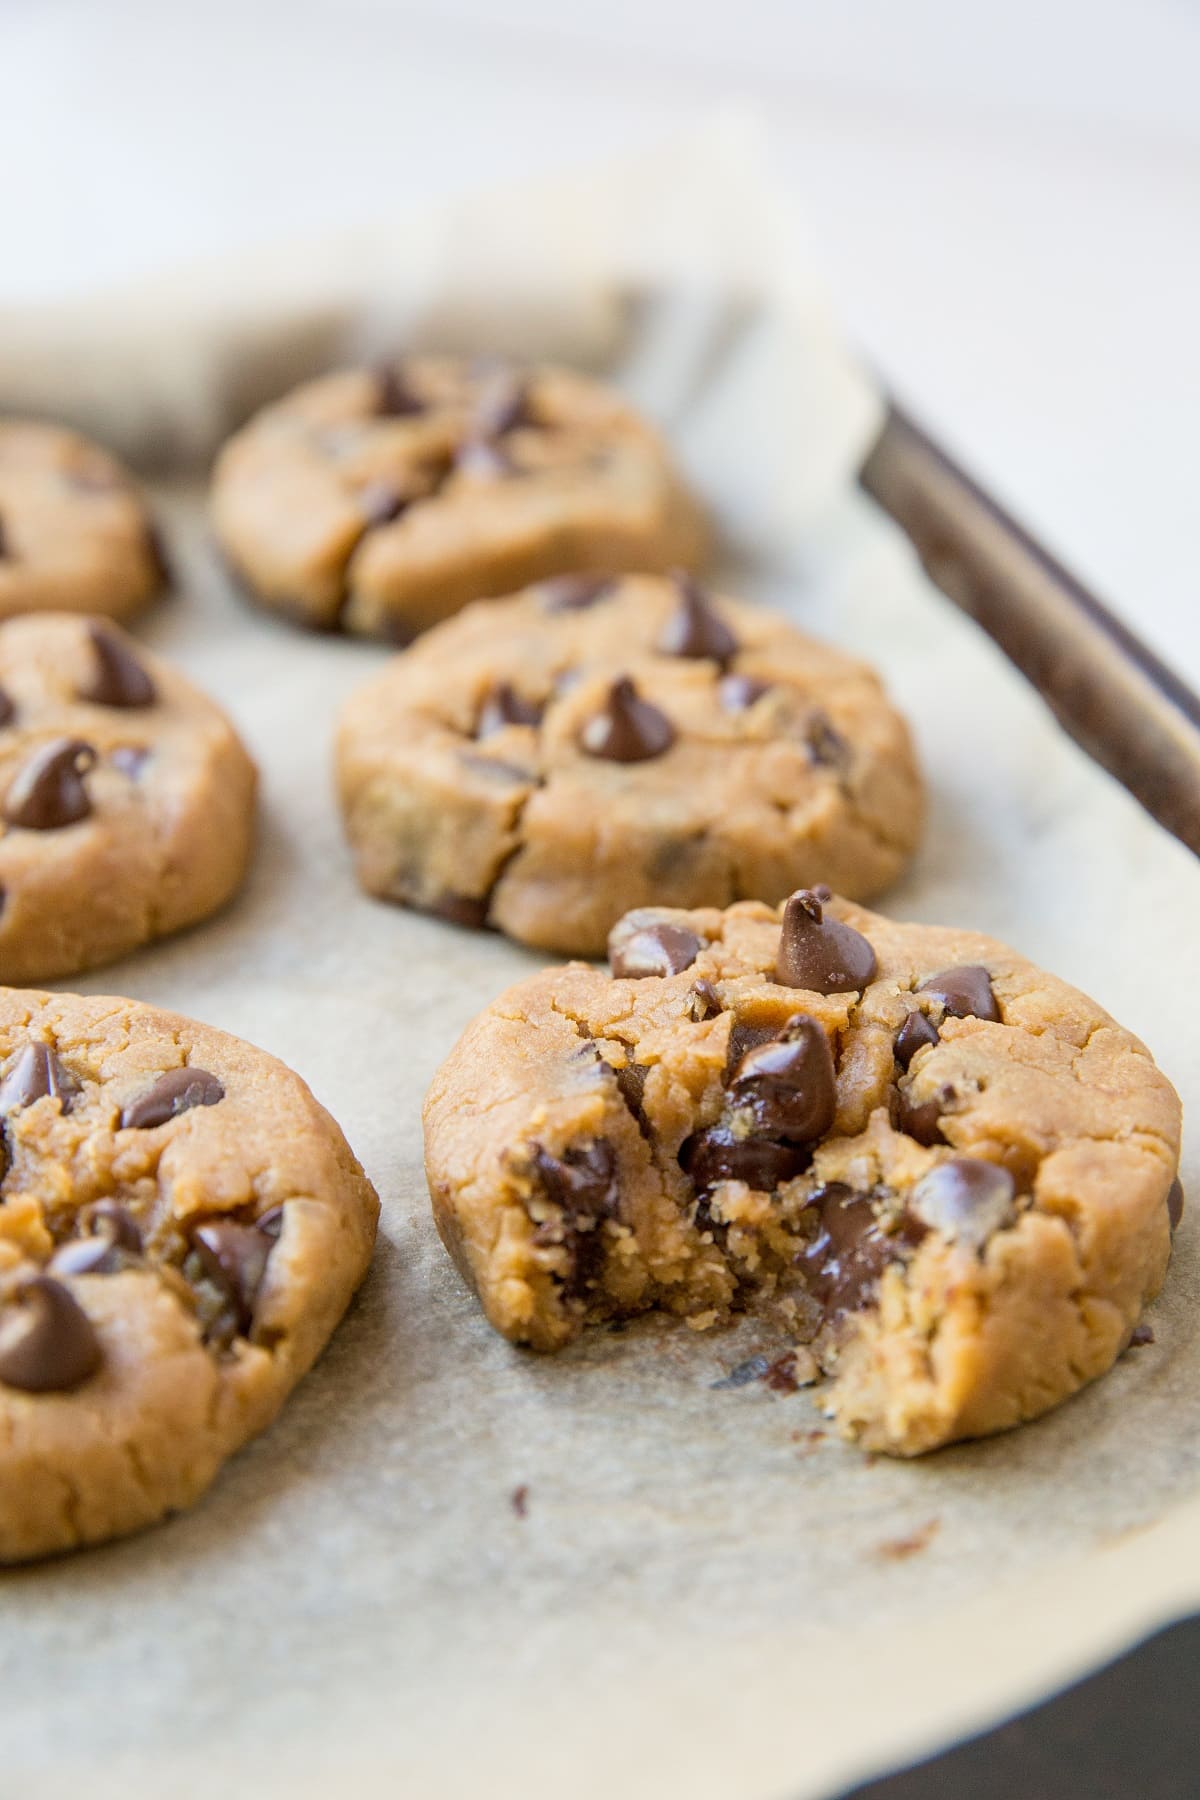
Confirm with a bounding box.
[4,128,1199,1800]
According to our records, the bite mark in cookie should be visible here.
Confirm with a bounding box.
[424,893,1182,1455]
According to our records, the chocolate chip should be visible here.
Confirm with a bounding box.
[454,438,512,479]
[611,1059,648,1127]
[723,1018,785,1075]
[358,481,408,527]
[1168,1176,1184,1231]
[719,673,770,712]
[0,687,14,729]
[49,1238,117,1278]
[895,1010,939,1070]
[532,1140,618,1222]
[689,979,723,1021]
[579,677,675,763]
[81,624,156,708]
[897,1086,953,1147]
[1129,1322,1155,1348]
[609,914,703,979]
[680,1127,811,1194]
[0,1042,76,1113]
[476,682,543,737]
[192,1218,278,1335]
[530,1140,619,1301]
[375,362,426,417]
[775,890,877,994]
[50,1202,142,1277]
[729,1014,837,1142]
[805,712,849,769]
[4,737,96,830]
[762,1351,801,1393]
[797,1183,924,1318]
[110,744,150,779]
[428,891,490,929]
[541,574,617,613]
[472,369,531,439]
[657,573,737,662]
[918,965,1000,1023]
[0,1276,102,1392]
[120,1066,224,1130]
[82,1199,141,1250]
[908,1158,1017,1249]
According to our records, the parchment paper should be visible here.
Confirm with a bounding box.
[3,128,1199,1800]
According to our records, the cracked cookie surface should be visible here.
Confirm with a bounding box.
[0,613,257,983]
[336,573,922,954]
[210,356,709,639]
[0,421,165,621]
[0,987,379,1561]
[423,892,1181,1455]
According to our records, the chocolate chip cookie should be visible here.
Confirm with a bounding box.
[0,614,256,982]
[336,573,922,954]
[0,989,378,1560]
[424,891,1181,1455]
[0,420,165,620]
[210,357,709,639]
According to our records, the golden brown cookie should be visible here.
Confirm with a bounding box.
[0,989,379,1561]
[0,421,165,620]
[336,573,922,954]
[0,613,257,983]
[211,357,709,639]
[423,892,1182,1455]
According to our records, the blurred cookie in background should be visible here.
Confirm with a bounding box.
[211,356,710,641]
[0,420,166,620]
[0,613,256,982]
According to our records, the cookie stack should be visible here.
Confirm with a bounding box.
[0,356,1181,1561]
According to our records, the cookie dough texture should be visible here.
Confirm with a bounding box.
[0,421,165,620]
[423,895,1181,1455]
[0,990,379,1561]
[336,575,922,955]
[210,357,709,639]
[0,613,256,983]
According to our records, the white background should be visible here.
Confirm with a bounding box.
[2,0,1198,674]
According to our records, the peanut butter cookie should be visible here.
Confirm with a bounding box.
[337,573,922,954]
[0,420,165,620]
[0,989,378,1560]
[211,357,709,639]
[0,613,256,983]
[424,892,1181,1455]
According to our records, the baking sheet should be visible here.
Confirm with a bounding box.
[3,131,1199,1800]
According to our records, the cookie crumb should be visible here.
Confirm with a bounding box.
[791,1428,827,1453]
[763,1352,800,1394]
[875,1519,940,1561]
[1127,1322,1155,1349]
[511,1484,529,1519]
